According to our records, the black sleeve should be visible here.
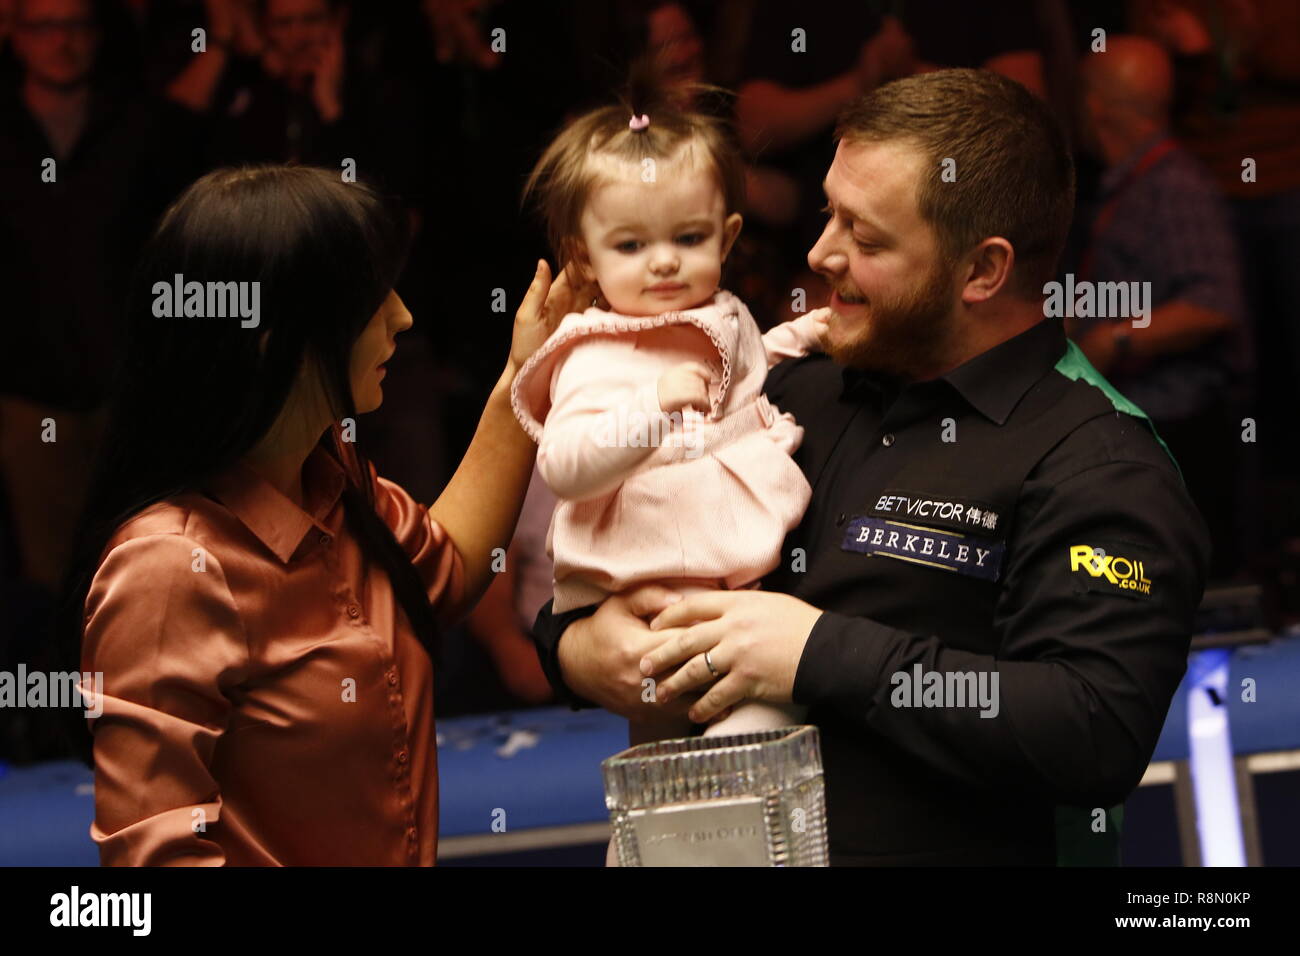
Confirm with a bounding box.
[792,450,1210,809]
[531,599,600,711]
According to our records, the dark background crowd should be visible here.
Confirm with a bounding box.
[2,0,1298,763]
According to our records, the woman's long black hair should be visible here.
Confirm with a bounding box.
[56,165,440,764]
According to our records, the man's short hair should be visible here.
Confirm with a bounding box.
[835,68,1075,298]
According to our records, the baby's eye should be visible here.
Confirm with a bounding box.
[615,240,643,253]
[676,233,706,246]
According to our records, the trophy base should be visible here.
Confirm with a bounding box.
[603,725,829,867]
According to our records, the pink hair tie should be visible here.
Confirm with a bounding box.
[629,113,650,131]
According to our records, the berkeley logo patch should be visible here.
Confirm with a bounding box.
[842,516,1005,582]
[869,488,1007,538]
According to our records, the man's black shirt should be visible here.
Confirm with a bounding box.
[532,317,1210,865]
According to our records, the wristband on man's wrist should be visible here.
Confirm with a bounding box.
[532,599,599,710]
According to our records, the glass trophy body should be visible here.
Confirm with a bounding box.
[602,725,829,866]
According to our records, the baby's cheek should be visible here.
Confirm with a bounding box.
[692,246,724,283]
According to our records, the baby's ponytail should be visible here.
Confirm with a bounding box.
[522,57,745,271]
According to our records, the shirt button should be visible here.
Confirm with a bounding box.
[347,604,360,619]
[407,827,418,841]
[397,749,409,764]
[836,513,846,527]
[387,670,399,687]
[881,433,895,447]
[319,533,331,546]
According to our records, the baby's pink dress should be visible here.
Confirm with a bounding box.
[511,290,822,612]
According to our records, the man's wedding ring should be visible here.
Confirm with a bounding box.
[705,650,719,677]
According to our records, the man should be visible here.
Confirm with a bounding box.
[1072,35,1246,579]
[0,0,192,587]
[532,69,1210,866]
[0,0,196,761]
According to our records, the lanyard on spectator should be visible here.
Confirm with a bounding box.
[1078,137,1178,282]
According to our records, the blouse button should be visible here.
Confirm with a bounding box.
[836,513,846,527]
[319,533,331,547]
[387,670,399,687]
[881,433,895,447]
[407,827,418,841]
[347,604,360,619]
[397,749,409,764]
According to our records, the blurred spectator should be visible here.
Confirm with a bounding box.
[1134,0,1300,488]
[0,0,200,761]
[735,5,912,276]
[0,0,200,576]
[733,1,1077,326]
[1071,34,1248,578]
[0,0,15,47]
[161,0,363,168]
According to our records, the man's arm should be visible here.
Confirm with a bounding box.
[793,450,1210,808]
[531,598,599,711]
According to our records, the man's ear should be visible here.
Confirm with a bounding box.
[960,237,1015,305]
[720,212,744,261]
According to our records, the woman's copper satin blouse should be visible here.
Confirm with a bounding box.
[81,446,462,865]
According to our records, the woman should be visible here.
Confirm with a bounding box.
[59,164,583,865]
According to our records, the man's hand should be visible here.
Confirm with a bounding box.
[556,585,704,721]
[642,591,823,723]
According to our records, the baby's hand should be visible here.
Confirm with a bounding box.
[657,361,713,414]
[808,308,830,350]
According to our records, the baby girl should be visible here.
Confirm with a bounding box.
[510,87,826,751]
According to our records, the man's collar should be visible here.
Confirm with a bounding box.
[941,318,1067,425]
[206,444,348,563]
[839,364,899,402]
[838,319,1067,426]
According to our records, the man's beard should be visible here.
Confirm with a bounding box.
[823,259,957,380]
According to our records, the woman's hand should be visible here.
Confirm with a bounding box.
[508,260,597,374]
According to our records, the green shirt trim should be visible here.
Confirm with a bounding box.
[1054,338,1184,482]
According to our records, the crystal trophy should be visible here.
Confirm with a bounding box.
[602,725,829,866]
